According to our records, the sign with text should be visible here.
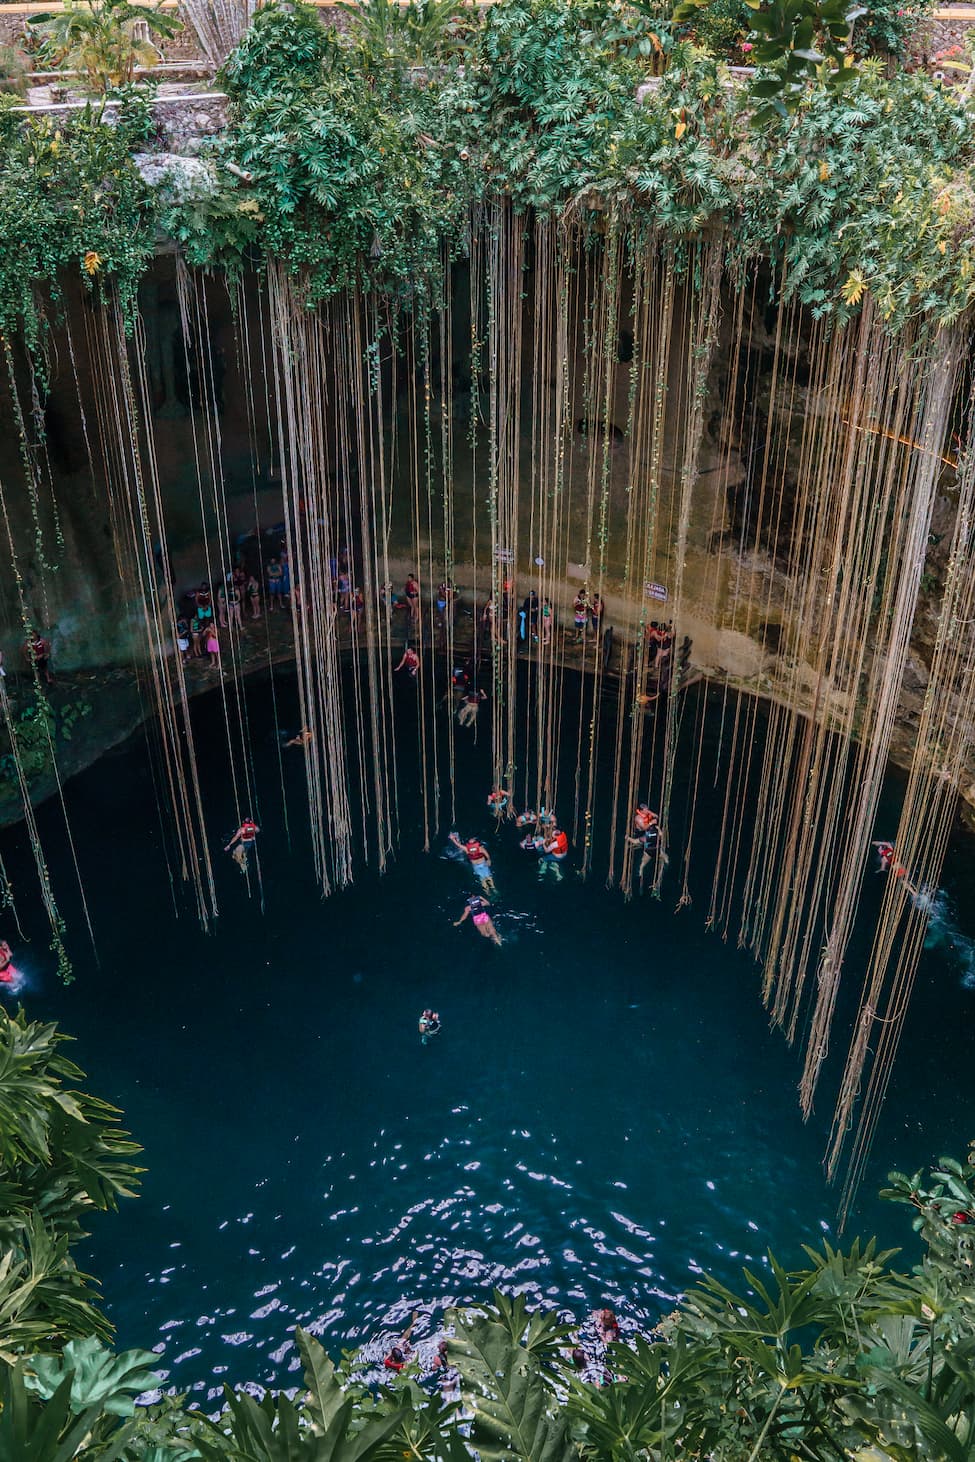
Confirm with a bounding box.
[644,581,669,602]
[494,548,514,564]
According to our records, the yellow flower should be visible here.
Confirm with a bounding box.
[83,251,102,277]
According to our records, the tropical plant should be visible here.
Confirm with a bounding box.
[337,0,473,67]
[674,0,865,120]
[29,0,182,94]
[0,1009,142,1357]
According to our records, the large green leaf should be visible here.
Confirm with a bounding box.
[24,1335,159,1416]
[447,1313,577,1462]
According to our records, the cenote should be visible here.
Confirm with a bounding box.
[11,666,975,1396]
[9,6,975,1449]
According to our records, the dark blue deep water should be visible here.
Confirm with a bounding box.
[7,669,975,1398]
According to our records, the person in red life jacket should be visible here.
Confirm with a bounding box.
[394,646,420,678]
[225,817,259,872]
[535,824,568,882]
[486,788,510,816]
[383,1345,407,1373]
[633,802,655,834]
[874,841,911,883]
[448,832,496,895]
[626,811,663,889]
[952,1211,973,1224]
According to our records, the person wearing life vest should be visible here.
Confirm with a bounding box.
[626,811,663,888]
[633,803,655,834]
[225,817,259,871]
[487,788,510,816]
[874,841,907,879]
[448,831,497,895]
[535,824,569,882]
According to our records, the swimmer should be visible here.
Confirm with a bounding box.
[225,817,259,872]
[538,824,569,882]
[395,646,420,678]
[874,841,917,895]
[285,728,313,748]
[0,940,19,985]
[596,1308,620,1345]
[457,688,486,727]
[487,788,511,816]
[454,894,502,945]
[418,1008,442,1044]
[626,812,665,888]
[633,802,655,834]
[448,832,497,895]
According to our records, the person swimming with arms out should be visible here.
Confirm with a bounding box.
[394,646,420,678]
[455,893,502,945]
[448,831,497,896]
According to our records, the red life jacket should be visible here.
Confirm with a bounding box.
[549,830,568,857]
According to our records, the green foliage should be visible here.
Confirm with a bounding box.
[338,0,474,67]
[29,0,181,95]
[220,1,336,97]
[0,697,93,782]
[0,1009,142,1357]
[856,0,934,58]
[24,1336,159,1416]
[0,102,156,339]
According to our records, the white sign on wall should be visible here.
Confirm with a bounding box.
[645,581,669,602]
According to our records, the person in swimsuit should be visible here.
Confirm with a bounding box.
[395,646,420,678]
[0,940,19,985]
[246,574,261,619]
[458,688,486,726]
[626,813,665,888]
[285,728,313,748]
[454,894,502,945]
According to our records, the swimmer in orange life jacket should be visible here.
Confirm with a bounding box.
[225,817,259,871]
[524,823,568,882]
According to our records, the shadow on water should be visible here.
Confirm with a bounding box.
[2,666,975,1393]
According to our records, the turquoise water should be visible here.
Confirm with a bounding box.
[9,669,975,1396]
